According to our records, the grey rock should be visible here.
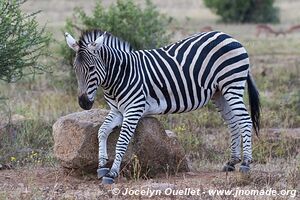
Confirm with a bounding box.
[53,109,189,177]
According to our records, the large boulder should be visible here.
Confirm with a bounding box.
[52,109,189,178]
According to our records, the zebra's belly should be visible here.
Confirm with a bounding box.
[144,97,168,115]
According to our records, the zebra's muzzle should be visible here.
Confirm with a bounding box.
[78,94,94,110]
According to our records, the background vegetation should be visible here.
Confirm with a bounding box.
[0,0,52,166]
[203,0,280,23]
[0,0,51,83]
[61,0,172,67]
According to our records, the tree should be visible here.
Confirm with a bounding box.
[0,0,51,83]
[204,0,280,23]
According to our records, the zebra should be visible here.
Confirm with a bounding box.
[65,29,260,184]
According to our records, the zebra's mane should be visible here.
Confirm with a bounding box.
[78,29,133,52]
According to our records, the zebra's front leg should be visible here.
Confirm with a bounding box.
[102,113,142,184]
[97,110,123,179]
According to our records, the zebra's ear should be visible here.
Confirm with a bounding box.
[65,32,79,52]
[89,31,107,51]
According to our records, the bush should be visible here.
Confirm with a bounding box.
[204,0,280,23]
[60,0,172,66]
[0,0,51,83]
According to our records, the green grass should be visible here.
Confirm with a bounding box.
[253,134,300,164]
[0,118,55,167]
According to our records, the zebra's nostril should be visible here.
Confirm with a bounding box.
[78,94,94,110]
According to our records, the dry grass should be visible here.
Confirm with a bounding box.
[0,0,299,199]
[0,159,298,199]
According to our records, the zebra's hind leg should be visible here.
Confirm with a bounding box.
[212,92,241,172]
[222,91,253,173]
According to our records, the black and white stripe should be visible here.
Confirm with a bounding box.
[66,30,260,182]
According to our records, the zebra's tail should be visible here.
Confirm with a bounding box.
[247,73,261,137]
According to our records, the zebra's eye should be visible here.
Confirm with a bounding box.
[89,66,95,72]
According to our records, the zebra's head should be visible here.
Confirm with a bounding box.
[65,31,107,110]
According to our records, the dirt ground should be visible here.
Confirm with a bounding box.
[1,165,298,200]
[1,126,300,200]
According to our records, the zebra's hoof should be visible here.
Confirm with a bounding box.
[239,165,250,173]
[97,168,110,179]
[102,176,115,184]
[222,164,235,172]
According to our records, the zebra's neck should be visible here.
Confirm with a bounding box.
[100,45,140,97]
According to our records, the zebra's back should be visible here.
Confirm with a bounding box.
[138,31,250,115]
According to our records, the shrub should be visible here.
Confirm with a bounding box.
[0,0,51,83]
[204,0,280,23]
[60,0,172,66]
